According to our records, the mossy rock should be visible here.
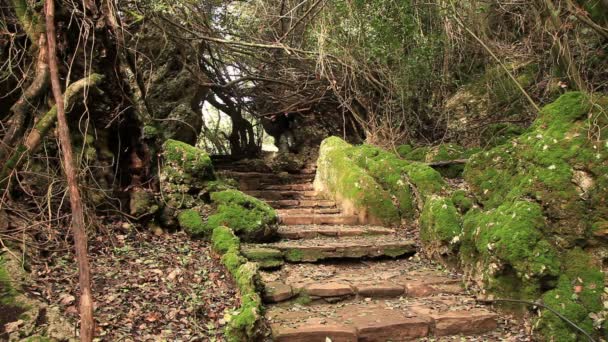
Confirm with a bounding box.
[464,92,608,246]
[225,262,264,342]
[129,188,159,217]
[451,190,474,213]
[460,201,560,299]
[177,209,208,237]
[205,190,278,242]
[160,139,215,211]
[419,196,462,257]
[537,248,604,341]
[212,226,240,254]
[162,139,214,181]
[241,247,284,269]
[315,137,400,225]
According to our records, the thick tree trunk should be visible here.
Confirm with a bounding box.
[45,1,94,341]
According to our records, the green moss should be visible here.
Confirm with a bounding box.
[538,248,604,341]
[241,247,282,261]
[284,248,325,262]
[23,337,52,342]
[221,249,246,278]
[0,255,17,305]
[293,292,312,305]
[205,190,278,242]
[396,144,413,158]
[451,190,473,213]
[480,123,525,148]
[143,125,159,139]
[177,209,208,237]
[464,92,608,245]
[163,139,213,173]
[212,226,240,254]
[349,145,416,219]
[225,262,263,342]
[383,246,411,258]
[403,146,430,161]
[461,201,560,298]
[419,196,462,254]
[316,137,400,225]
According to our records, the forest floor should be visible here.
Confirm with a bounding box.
[28,223,237,341]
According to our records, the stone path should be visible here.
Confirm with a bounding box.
[218,165,519,341]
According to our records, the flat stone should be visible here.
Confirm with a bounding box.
[304,283,354,297]
[263,282,294,303]
[352,315,430,341]
[432,310,498,336]
[356,283,405,297]
[278,225,394,240]
[279,214,360,225]
[262,237,417,262]
[273,324,358,342]
[277,207,342,215]
[405,281,463,298]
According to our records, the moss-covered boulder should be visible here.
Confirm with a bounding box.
[460,201,561,299]
[537,248,604,341]
[419,195,462,257]
[464,92,608,247]
[177,209,207,236]
[315,137,447,225]
[160,139,215,211]
[205,190,278,242]
[451,189,474,214]
[314,137,400,225]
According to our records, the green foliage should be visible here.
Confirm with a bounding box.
[225,263,262,342]
[177,209,207,237]
[205,190,277,242]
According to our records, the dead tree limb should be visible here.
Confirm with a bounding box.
[45,0,94,340]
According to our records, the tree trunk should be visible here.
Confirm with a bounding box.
[45,1,94,341]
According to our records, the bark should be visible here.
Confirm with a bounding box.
[45,1,94,341]
[1,1,50,162]
[0,74,103,190]
[0,33,49,161]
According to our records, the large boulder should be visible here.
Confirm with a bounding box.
[462,92,608,339]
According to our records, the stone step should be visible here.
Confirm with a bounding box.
[218,171,315,182]
[267,297,499,341]
[246,236,416,263]
[267,199,337,209]
[277,225,394,240]
[264,183,314,191]
[279,214,359,225]
[244,190,318,200]
[261,259,463,303]
[277,208,342,216]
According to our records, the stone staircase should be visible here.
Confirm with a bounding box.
[218,164,508,341]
